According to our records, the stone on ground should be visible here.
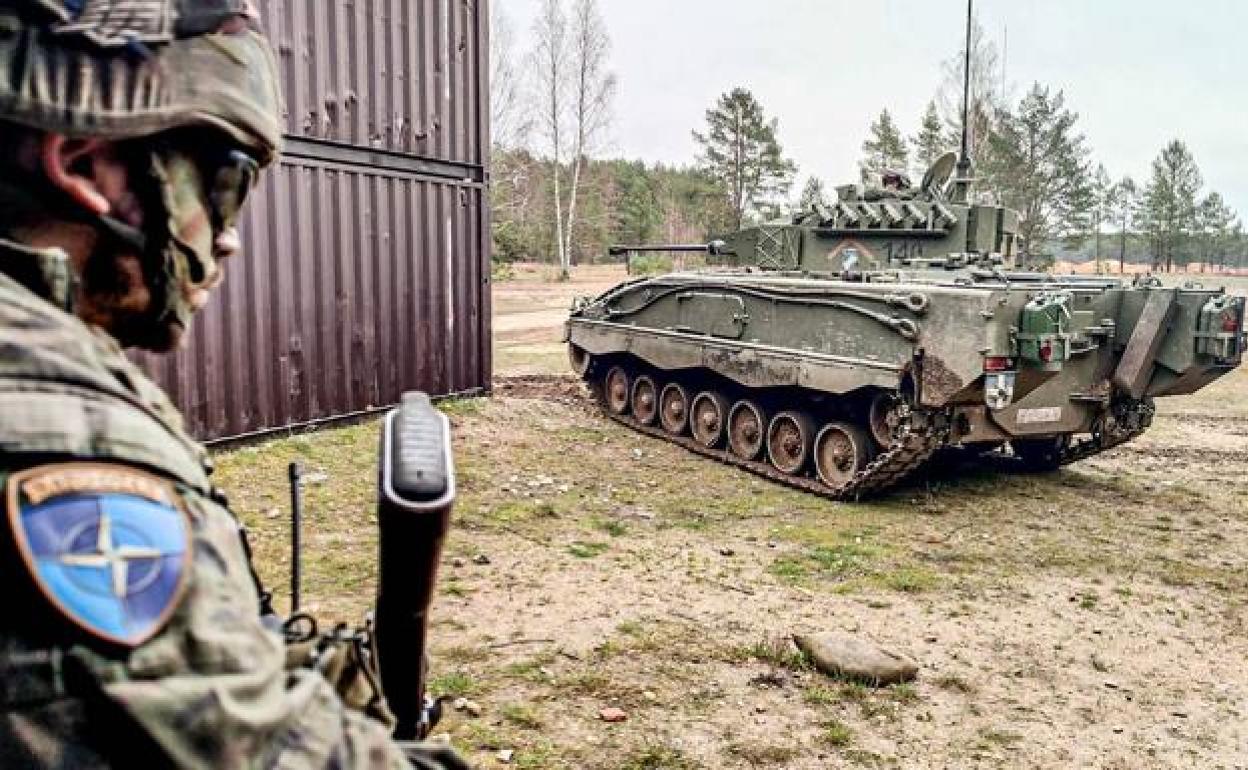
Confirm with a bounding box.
[793,632,919,686]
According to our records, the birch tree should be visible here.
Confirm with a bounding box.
[563,0,616,271]
[532,0,570,274]
[490,3,527,150]
[490,2,534,260]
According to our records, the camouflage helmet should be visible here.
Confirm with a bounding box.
[0,0,282,164]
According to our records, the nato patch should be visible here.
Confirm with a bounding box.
[6,464,192,647]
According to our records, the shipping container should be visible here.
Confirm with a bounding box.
[140,0,492,442]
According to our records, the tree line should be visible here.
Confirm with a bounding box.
[490,1,785,273]
[853,19,1244,272]
[492,7,1245,273]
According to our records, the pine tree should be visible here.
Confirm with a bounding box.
[1231,221,1246,270]
[911,101,946,178]
[798,176,827,211]
[693,88,797,230]
[612,161,662,245]
[1089,165,1113,272]
[859,109,909,183]
[1141,140,1202,272]
[985,83,1092,266]
[1197,191,1236,271]
[1111,176,1139,273]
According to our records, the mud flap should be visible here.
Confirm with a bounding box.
[1113,290,1177,399]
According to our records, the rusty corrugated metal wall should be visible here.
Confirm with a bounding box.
[142,0,491,442]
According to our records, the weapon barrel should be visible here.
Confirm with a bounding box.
[375,392,456,740]
[608,244,713,256]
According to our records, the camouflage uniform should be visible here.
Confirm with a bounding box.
[0,2,466,768]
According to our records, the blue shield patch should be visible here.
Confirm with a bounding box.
[6,464,192,647]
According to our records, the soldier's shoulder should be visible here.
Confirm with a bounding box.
[0,274,211,492]
[1,461,195,649]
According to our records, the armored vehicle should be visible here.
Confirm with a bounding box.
[564,153,1247,499]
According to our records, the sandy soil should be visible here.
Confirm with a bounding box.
[214,263,1248,770]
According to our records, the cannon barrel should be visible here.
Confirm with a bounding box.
[608,240,728,258]
[609,243,711,256]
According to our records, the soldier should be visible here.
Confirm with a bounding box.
[861,169,916,202]
[0,2,467,768]
[881,169,913,193]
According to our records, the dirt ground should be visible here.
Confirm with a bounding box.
[216,264,1248,769]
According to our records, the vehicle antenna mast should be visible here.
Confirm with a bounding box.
[952,0,974,204]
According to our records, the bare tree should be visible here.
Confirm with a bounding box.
[490,3,528,150]
[489,1,535,253]
[936,16,1005,197]
[563,0,616,271]
[532,0,570,273]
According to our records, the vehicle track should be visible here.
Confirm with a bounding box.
[588,379,946,501]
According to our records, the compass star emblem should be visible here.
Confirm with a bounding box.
[7,465,193,647]
[59,512,164,599]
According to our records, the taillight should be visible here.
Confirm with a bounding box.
[984,356,1015,372]
[1223,313,1240,333]
[1039,342,1054,363]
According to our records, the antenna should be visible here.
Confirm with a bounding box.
[953,0,974,205]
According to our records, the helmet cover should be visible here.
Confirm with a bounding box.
[0,0,282,163]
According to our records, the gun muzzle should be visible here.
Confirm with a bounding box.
[375,392,456,740]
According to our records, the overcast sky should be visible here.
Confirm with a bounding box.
[499,0,1247,217]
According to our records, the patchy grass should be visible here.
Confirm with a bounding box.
[428,671,479,698]
[725,742,802,764]
[732,636,808,671]
[803,685,842,707]
[568,541,611,559]
[501,703,545,730]
[594,518,630,537]
[617,744,702,770]
[874,567,940,594]
[437,397,487,417]
[933,674,977,694]
[978,728,1024,749]
[821,719,855,747]
[212,302,1248,770]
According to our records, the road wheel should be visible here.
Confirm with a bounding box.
[727,400,767,460]
[868,391,906,449]
[631,375,659,426]
[690,391,730,448]
[568,345,593,378]
[767,411,815,475]
[815,422,872,489]
[604,366,631,416]
[659,382,691,435]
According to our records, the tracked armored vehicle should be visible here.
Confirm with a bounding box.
[564,154,1247,499]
